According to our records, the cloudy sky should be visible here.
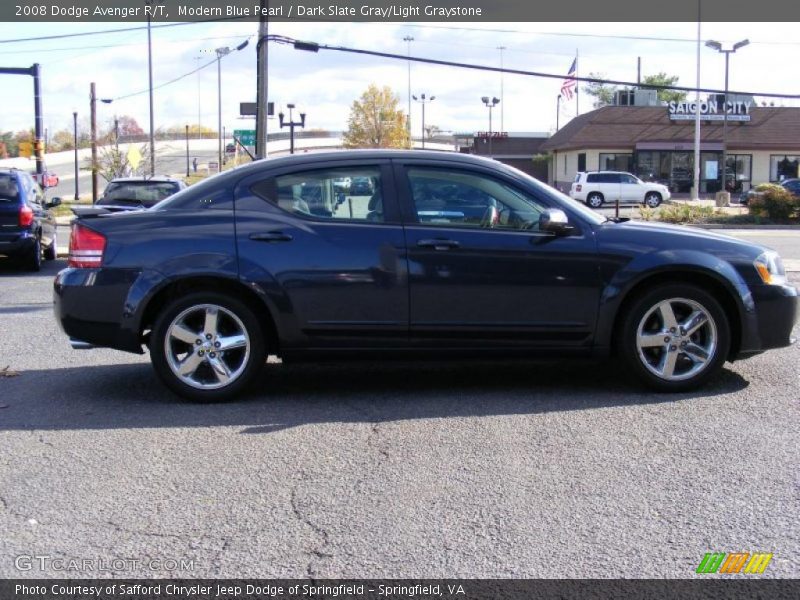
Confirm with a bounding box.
[2,20,798,140]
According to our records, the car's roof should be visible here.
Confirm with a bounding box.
[109,176,181,183]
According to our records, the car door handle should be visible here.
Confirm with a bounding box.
[249,231,293,242]
[417,238,460,250]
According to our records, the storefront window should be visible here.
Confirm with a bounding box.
[770,155,800,181]
[599,153,633,172]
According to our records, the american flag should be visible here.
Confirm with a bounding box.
[561,58,577,101]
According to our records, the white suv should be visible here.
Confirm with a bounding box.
[570,171,670,209]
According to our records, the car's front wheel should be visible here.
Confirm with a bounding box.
[644,192,662,208]
[619,283,730,392]
[586,192,604,209]
[150,292,266,402]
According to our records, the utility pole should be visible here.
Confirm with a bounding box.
[403,35,414,140]
[73,111,79,201]
[90,82,98,204]
[256,0,269,159]
[145,1,157,176]
[0,64,45,177]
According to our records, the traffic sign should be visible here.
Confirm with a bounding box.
[233,129,256,146]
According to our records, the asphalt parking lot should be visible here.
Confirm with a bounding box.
[0,259,798,579]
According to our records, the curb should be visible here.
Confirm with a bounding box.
[697,224,800,230]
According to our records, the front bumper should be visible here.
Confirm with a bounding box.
[54,266,146,353]
[738,282,798,357]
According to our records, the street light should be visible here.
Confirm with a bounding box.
[497,46,506,132]
[72,111,79,201]
[412,93,435,149]
[144,0,164,177]
[278,103,306,154]
[705,38,749,194]
[556,94,562,131]
[215,40,250,170]
[481,96,500,157]
[403,35,414,137]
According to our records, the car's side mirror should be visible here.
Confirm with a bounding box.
[46,197,62,208]
[539,208,574,235]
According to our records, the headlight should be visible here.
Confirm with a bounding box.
[754,251,787,285]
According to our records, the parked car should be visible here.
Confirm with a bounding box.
[32,171,59,189]
[742,179,800,206]
[570,171,671,209]
[92,177,186,213]
[54,151,797,401]
[0,168,60,271]
[349,176,375,196]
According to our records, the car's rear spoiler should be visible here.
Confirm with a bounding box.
[71,206,112,219]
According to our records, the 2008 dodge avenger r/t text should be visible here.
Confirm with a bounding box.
[54,151,798,401]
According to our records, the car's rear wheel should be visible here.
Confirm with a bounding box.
[43,233,57,261]
[586,192,604,209]
[644,192,662,208]
[150,292,266,402]
[619,283,730,392]
[26,237,42,272]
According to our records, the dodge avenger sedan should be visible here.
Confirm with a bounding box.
[54,151,798,401]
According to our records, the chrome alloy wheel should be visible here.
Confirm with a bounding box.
[164,303,251,390]
[635,297,718,382]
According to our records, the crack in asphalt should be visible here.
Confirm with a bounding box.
[290,479,332,577]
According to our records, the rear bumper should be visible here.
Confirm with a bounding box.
[54,266,146,354]
[0,233,35,257]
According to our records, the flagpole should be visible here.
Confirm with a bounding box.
[575,49,579,115]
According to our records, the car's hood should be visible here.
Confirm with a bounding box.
[598,219,769,257]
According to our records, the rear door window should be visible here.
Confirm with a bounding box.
[0,174,20,202]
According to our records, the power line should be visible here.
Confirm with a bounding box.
[270,35,800,100]
[2,33,257,55]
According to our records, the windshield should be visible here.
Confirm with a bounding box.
[99,181,179,207]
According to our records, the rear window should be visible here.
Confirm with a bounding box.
[574,173,583,182]
[99,181,180,207]
[0,174,20,202]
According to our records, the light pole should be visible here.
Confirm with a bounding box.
[278,104,306,154]
[403,35,414,137]
[215,40,250,170]
[412,93,435,149]
[194,56,202,131]
[481,96,500,157]
[497,45,506,132]
[705,38,749,194]
[185,124,190,177]
[72,111,79,201]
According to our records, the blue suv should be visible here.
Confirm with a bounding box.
[0,168,60,271]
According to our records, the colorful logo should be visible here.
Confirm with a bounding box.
[696,552,773,574]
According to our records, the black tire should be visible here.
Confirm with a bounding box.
[43,233,57,261]
[26,237,42,272]
[644,192,662,208]
[149,292,267,402]
[618,283,730,392]
[586,192,604,209]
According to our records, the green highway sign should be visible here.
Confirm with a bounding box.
[233,129,256,146]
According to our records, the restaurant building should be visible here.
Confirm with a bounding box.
[540,102,800,196]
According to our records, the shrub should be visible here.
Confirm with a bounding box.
[637,205,656,221]
[657,204,716,224]
[748,185,799,221]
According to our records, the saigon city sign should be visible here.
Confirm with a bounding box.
[668,99,752,122]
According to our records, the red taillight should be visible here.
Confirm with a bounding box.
[68,223,106,268]
[19,205,34,227]
[576,184,582,192]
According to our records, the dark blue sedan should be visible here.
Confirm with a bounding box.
[54,151,798,401]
